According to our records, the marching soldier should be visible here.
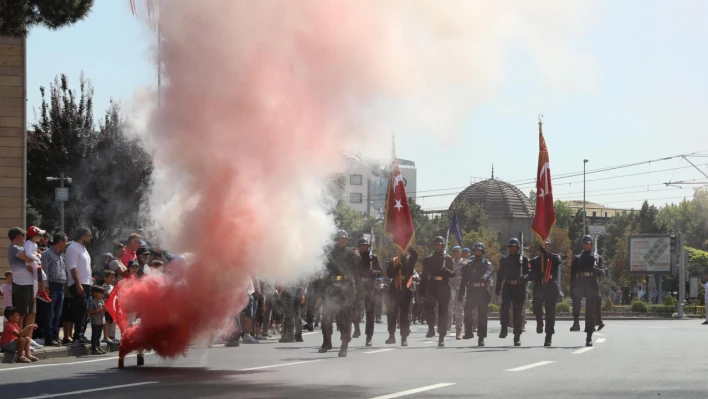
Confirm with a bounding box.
[570,235,606,347]
[450,246,468,340]
[353,237,382,346]
[495,238,530,347]
[279,279,307,343]
[319,230,358,357]
[420,236,455,347]
[530,238,562,347]
[457,242,493,347]
[385,247,419,346]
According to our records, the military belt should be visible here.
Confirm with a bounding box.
[433,276,444,281]
[506,280,521,285]
[579,272,594,277]
[332,276,348,281]
[470,282,487,287]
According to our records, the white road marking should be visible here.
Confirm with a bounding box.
[239,360,320,371]
[572,347,594,354]
[18,382,158,399]
[0,354,145,372]
[594,333,604,336]
[302,332,318,336]
[421,341,435,344]
[596,338,606,343]
[506,361,555,372]
[363,349,394,354]
[370,383,456,399]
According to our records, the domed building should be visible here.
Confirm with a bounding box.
[450,177,534,243]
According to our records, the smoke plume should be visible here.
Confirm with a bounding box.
[121,0,597,357]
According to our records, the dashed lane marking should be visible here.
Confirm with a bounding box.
[238,360,320,371]
[572,347,594,354]
[363,349,394,354]
[18,382,159,399]
[506,361,555,372]
[596,338,606,343]
[369,383,456,399]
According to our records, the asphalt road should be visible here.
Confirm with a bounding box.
[1,319,704,399]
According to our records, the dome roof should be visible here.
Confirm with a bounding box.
[451,178,533,219]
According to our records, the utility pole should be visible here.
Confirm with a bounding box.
[583,159,588,235]
[46,173,72,233]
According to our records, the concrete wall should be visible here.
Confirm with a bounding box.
[0,35,26,278]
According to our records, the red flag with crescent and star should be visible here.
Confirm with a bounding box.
[106,280,128,332]
[531,121,556,242]
[384,140,415,252]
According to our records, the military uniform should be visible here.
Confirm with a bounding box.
[385,247,419,346]
[449,254,469,339]
[320,233,359,357]
[495,239,530,346]
[279,280,307,343]
[570,236,605,346]
[353,247,382,345]
[305,274,324,331]
[457,248,493,346]
[530,244,561,346]
[420,237,455,346]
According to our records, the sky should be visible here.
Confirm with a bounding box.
[26,0,708,212]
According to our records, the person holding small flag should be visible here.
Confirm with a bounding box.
[530,238,562,347]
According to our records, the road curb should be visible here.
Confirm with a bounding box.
[1,342,119,364]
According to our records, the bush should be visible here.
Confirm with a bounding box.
[631,301,648,313]
[556,301,570,313]
[488,303,499,313]
[631,297,642,304]
[603,296,615,311]
[698,291,705,306]
[663,295,676,306]
[648,305,675,314]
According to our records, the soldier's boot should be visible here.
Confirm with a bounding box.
[597,322,606,331]
[463,326,474,340]
[295,333,304,343]
[438,334,445,347]
[456,326,462,340]
[477,337,485,347]
[118,357,124,369]
[318,338,331,353]
[306,323,314,332]
[426,327,435,338]
[513,334,521,347]
[585,332,593,347]
[137,354,145,366]
[544,333,552,347]
[570,316,581,332]
[385,333,396,345]
[536,318,544,334]
[279,334,295,343]
[499,326,508,339]
[401,337,408,347]
[365,336,373,347]
[338,341,348,358]
[353,324,361,339]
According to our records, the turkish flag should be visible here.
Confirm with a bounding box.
[531,125,556,241]
[384,151,415,252]
[106,280,128,332]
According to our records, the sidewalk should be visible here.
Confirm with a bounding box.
[2,341,120,363]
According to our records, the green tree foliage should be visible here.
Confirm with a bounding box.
[556,301,570,313]
[0,0,94,37]
[553,200,574,230]
[27,73,153,255]
[687,247,708,277]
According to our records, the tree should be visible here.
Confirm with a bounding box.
[331,200,364,237]
[27,73,153,256]
[0,0,94,37]
[528,190,536,210]
[554,200,574,230]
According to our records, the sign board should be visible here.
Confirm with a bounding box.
[55,187,69,202]
[689,277,698,299]
[628,234,674,275]
[588,225,606,235]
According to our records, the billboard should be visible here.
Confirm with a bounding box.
[628,234,674,275]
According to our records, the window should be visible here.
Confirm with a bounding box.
[350,174,363,185]
[350,193,363,204]
[592,211,596,218]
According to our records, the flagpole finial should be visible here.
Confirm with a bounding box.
[538,114,543,134]
[491,164,494,179]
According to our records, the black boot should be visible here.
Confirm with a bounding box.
[338,341,348,357]
[499,327,508,339]
[318,339,331,353]
[463,326,474,340]
[295,333,303,343]
[426,327,435,338]
[306,323,314,332]
[385,333,396,345]
[137,354,144,366]
[279,335,295,343]
[353,324,361,339]
[438,335,445,347]
[570,317,581,331]
[544,333,552,347]
[536,319,544,334]
[365,336,372,347]
[478,337,485,347]
[597,322,606,331]
[401,337,408,347]
[586,333,593,347]
[513,334,521,347]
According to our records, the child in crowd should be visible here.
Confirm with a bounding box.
[87,286,106,355]
[1,307,38,363]
[127,260,140,279]
[102,271,117,344]
[1,272,13,323]
[25,226,52,303]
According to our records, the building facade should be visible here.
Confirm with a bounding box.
[0,35,26,277]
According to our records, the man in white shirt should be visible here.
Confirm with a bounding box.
[66,227,93,344]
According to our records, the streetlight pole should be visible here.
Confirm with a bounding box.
[46,173,72,233]
[583,159,588,235]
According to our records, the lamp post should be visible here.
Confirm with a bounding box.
[46,173,72,233]
[583,159,588,235]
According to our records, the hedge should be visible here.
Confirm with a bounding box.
[556,301,570,313]
[488,303,499,313]
[631,301,648,313]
